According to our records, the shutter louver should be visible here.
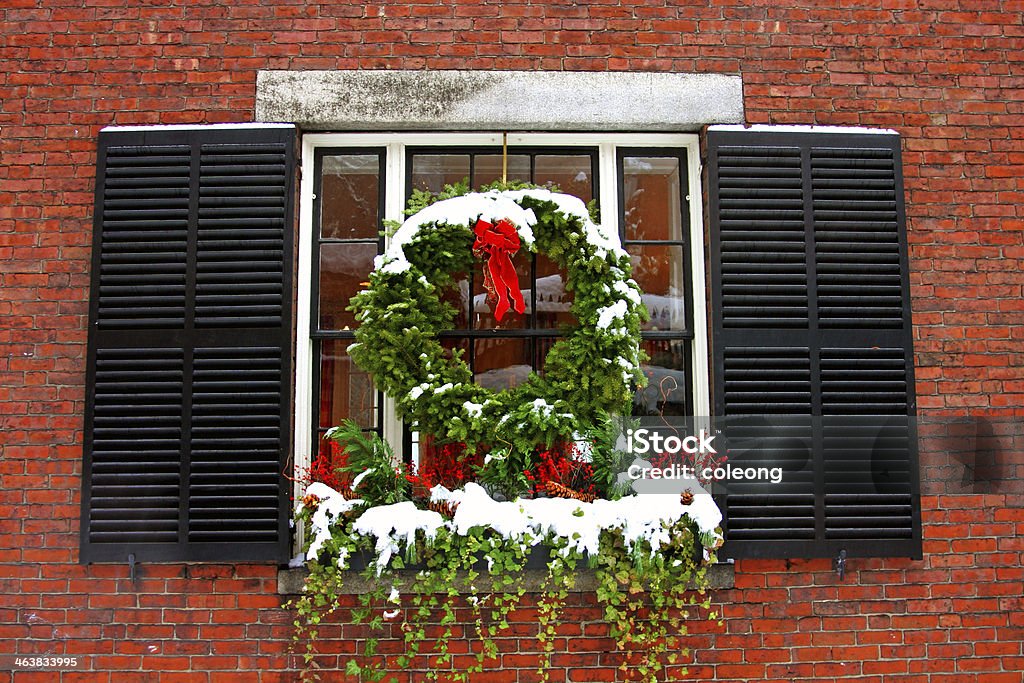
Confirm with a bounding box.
[188,347,284,543]
[82,125,296,564]
[717,145,808,328]
[89,350,183,542]
[708,128,921,559]
[97,145,190,328]
[196,144,288,327]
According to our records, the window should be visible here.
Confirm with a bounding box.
[81,124,920,564]
[296,133,709,477]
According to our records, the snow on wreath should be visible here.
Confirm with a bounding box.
[346,184,650,501]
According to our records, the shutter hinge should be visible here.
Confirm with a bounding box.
[834,549,847,581]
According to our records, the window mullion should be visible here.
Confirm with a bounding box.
[598,142,618,233]
[382,143,408,459]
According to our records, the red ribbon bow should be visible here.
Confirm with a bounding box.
[473,217,525,321]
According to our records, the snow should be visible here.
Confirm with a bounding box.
[463,401,484,418]
[408,383,430,401]
[372,188,628,276]
[301,482,365,560]
[709,124,898,136]
[612,279,642,305]
[350,468,374,493]
[376,192,538,275]
[445,483,722,559]
[596,300,628,330]
[102,123,293,132]
[500,188,628,261]
[531,398,555,417]
[304,479,722,572]
[351,502,446,574]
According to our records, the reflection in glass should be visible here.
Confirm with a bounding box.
[411,155,470,194]
[320,154,380,240]
[633,340,689,417]
[535,155,593,203]
[473,155,530,187]
[535,335,559,373]
[532,253,574,329]
[318,340,377,429]
[318,242,377,330]
[627,244,686,332]
[474,338,531,390]
[622,156,683,242]
[439,271,471,329]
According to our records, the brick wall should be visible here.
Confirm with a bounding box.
[1,0,1022,680]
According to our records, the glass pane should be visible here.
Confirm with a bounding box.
[634,340,689,417]
[535,336,559,373]
[627,244,687,332]
[411,154,470,194]
[440,271,471,329]
[319,242,377,330]
[472,250,532,330]
[535,155,593,203]
[441,337,470,365]
[474,338,532,390]
[320,154,380,239]
[318,339,377,429]
[533,253,575,329]
[622,156,684,242]
[472,154,530,187]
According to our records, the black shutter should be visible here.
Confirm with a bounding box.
[707,128,921,559]
[81,125,296,563]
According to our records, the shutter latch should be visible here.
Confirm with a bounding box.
[834,549,847,581]
[128,552,140,585]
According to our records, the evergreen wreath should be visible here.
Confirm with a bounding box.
[348,183,648,496]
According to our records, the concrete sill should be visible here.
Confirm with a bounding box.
[278,562,734,596]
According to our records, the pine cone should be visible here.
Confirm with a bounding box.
[428,500,459,518]
[300,493,321,509]
[680,490,695,506]
[544,480,596,503]
[340,487,359,501]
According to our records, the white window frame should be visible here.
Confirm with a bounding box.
[294,132,709,499]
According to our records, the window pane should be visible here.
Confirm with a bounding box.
[440,337,470,365]
[535,155,593,203]
[628,244,687,332]
[622,156,684,242]
[472,154,530,187]
[319,242,377,330]
[474,338,532,390]
[535,335,559,372]
[440,271,471,329]
[319,339,377,429]
[320,154,380,240]
[533,253,574,329]
[634,340,689,416]
[472,252,532,330]
[411,154,470,193]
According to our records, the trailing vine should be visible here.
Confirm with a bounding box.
[290,453,723,682]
